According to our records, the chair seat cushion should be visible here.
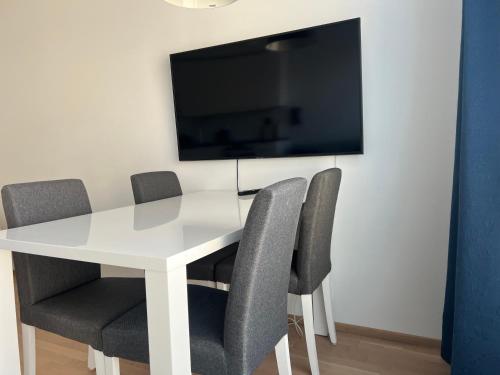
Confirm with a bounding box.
[187,243,239,281]
[214,253,236,284]
[102,285,229,375]
[23,277,146,351]
[216,251,301,294]
[288,252,300,294]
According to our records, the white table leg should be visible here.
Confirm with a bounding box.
[145,266,191,375]
[0,251,21,375]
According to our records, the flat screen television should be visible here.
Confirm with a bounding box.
[170,18,363,161]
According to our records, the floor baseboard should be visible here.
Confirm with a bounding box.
[335,322,442,348]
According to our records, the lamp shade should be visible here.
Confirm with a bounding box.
[164,0,237,8]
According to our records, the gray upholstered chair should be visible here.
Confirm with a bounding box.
[131,171,182,204]
[215,168,342,375]
[101,178,307,375]
[1,179,146,375]
[130,171,238,284]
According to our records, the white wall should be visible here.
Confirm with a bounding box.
[0,0,461,338]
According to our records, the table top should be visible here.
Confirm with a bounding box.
[0,191,251,272]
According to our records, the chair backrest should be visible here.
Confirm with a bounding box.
[130,171,182,204]
[296,168,342,294]
[224,178,307,375]
[1,179,100,308]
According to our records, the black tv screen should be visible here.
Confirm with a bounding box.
[171,18,363,161]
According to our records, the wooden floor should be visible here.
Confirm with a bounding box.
[24,321,450,375]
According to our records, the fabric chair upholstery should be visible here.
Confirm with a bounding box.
[216,251,301,294]
[214,168,342,295]
[130,171,238,282]
[2,180,99,307]
[102,286,228,373]
[224,178,306,374]
[102,178,307,375]
[1,179,146,350]
[295,168,341,294]
[187,242,239,281]
[24,277,146,349]
[131,171,182,204]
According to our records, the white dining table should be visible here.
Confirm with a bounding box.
[0,190,250,375]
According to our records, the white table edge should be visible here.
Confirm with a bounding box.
[0,229,242,273]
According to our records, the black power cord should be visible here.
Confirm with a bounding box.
[236,159,260,196]
[236,159,240,194]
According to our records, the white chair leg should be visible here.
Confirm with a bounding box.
[87,346,96,370]
[301,294,320,375]
[216,282,230,291]
[93,350,106,375]
[21,324,36,375]
[321,273,337,345]
[275,334,292,375]
[105,356,121,375]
